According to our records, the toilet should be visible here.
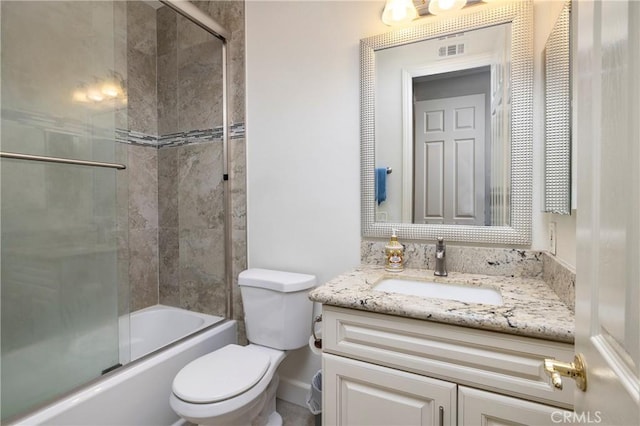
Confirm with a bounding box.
[170,268,316,426]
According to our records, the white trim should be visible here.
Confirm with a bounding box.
[276,377,311,409]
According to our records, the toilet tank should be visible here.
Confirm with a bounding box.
[238,269,316,350]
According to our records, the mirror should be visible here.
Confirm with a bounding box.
[361,1,533,244]
[544,0,571,215]
[375,23,511,226]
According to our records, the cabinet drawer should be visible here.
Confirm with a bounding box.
[323,305,574,409]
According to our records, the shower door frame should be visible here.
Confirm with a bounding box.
[158,0,233,320]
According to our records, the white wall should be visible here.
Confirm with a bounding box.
[246,0,576,407]
[246,0,387,407]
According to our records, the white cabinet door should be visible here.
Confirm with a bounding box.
[323,353,457,426]
[458,386,571,426]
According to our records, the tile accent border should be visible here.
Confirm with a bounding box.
[117,128,157,146]
[119,123,245,147]
[156,123,245,148]
[2,108,245,148]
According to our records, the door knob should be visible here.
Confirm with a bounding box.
[544,353,587,391]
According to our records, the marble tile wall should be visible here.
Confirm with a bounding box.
[229,137,248,343]
[158,147,179,305]
[155,1,247,334]
[128,144,159,311]
[191,0,247,342]
[126,2,160,311]
[193,0,245,126]
[157,6,178,136]
[157,7,224,136]
[127,1,158,136]
[176,16,224,132]
[120,1,246,336]
[158,142,227,317]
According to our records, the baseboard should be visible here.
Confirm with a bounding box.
[276,376,310,408]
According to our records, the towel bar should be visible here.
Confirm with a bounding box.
[0,151,126,170]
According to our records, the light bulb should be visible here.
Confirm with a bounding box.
[392,5,408,21]
[428,0,467,15]
[382,0,418,26]
[439,0,456,10]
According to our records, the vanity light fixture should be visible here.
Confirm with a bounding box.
[428,0,467,15]
[381,0,418,26]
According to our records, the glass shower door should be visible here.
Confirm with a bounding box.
[0,1,129,421]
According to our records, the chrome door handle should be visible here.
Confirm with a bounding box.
[544,353,587,391]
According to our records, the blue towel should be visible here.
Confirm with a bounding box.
[375,167,387,205]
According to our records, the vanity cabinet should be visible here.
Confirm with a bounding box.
[324,354,457,425]
[322,306,573,426]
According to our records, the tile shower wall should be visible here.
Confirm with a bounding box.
[190,0,248,341]
[158,142,227,314]
[127,144,159,310]
[126,1,159,311]
[124,1,247,326]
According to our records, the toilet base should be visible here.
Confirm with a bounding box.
[247,374,281,426]
[195,411,281,426]
[187,373,281,426]
[265,411,283,426]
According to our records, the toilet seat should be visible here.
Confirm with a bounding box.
[172,344,271,403]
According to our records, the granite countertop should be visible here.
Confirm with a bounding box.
[308,265,575,344]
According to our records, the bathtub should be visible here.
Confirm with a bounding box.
[12,305,237,426]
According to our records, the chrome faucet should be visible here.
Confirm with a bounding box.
[434,237,448,277]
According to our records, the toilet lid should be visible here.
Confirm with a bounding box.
[172,344,271,403]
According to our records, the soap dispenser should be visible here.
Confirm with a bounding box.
[385,228,404,272]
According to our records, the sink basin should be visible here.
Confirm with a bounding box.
[373,278,503,306]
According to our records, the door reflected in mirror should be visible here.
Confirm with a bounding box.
[375,23,511,226]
